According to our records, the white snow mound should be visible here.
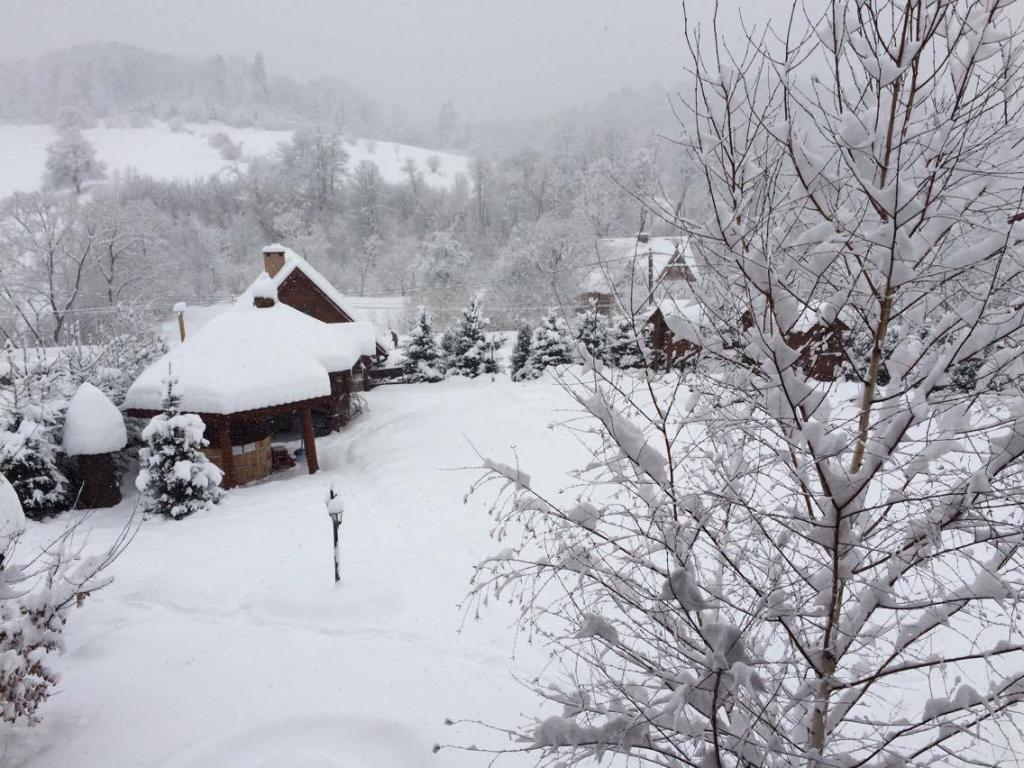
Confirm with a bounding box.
[63,382,128,456]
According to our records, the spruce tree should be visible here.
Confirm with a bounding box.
[446,296,490,378]
[519,310,574,380]
[136,375,223,520]
[575,301,610,362]
[607,315,647,369]
[0,420,69,520]
[510,323,533,381]
[402,308,443,382]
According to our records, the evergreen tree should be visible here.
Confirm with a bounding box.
[136,375,223,520]
[403,308,443,382]
[482,334,502,375]
[446,296,490,378]
[607,315,647,369]
[575,301,610,362]
[510,323,533,381]
[0,420,68,520]
[519,310,574,380]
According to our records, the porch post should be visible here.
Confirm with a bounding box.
[218,415,237,489]
[301,407,319,475]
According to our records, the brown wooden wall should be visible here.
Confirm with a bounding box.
[277,270,387,359]
[648,309,846,381]
[278,270,355,324]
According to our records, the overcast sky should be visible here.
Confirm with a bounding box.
[0,0,794,121]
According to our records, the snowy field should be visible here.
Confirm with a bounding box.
[0,121,470,199]
[4,376,586,768]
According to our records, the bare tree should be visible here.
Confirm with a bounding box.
[462,2,1024,766]
[0,193,100,344]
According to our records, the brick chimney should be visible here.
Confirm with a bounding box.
[252,272,277,309]
[261,243,287,278]
[637,232,650,244]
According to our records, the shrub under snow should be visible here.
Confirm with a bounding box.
[136,376,223,519]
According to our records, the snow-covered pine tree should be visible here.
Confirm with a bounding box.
[402,308,443,383]
[0,420,69,519]
[606,314,646,369]
[518,310,574,380]
[438,327,457,373]
[446,296,490,378]
[574,300,610,362]
[467,3,1024,766]
[510,323,533,381]
[136,375,223,520]
[482,334,502,375]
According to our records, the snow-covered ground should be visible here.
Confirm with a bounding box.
[4,376,586,768]
[0,121,469,199]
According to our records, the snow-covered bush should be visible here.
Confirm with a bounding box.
[0,420,69,519]
[466,3,1024,766]
[574,301,609,362]
[606,315,646,369]
[0,473,127,724]
[518,310,574,380]
[509,323,533,381]
[136,376,223,520]
[403,308,443,383]
[444,296,491,378]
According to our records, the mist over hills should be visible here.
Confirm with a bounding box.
[0,42,685,153]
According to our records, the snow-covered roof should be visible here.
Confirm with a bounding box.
[125,310,332,415]
[655,298,711,344]
[0,474,26,551]
[234,301,378,371]
[342,295,409,334]
[583,236,697,296]
[63,382,128,456]
[791,300,855,333]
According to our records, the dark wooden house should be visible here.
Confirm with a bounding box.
[647,301,849,381]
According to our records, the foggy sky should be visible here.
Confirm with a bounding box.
[0,0,794,121]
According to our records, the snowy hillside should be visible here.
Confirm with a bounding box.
[0,121,470,199]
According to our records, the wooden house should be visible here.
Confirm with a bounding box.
[646,299,849,381]
[125,252,380,488]
[578,234,697,315]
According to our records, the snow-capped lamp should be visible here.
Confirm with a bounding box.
[173,301,187,341]
[261,243,287,278]
[252,272,278,309]
[63,382,129,509]
[326,482,344,583]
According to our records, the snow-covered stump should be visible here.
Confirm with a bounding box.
[62,383,128,509]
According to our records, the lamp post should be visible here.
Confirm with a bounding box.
[173,301,187,342]
[326,484,344,583]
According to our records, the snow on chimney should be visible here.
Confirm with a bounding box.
[262,243,287,278]
[252,272,278,309]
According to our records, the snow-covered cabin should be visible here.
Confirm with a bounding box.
[579,234,697,315]
[125,268,379,488]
